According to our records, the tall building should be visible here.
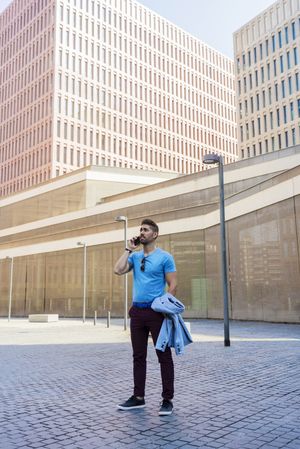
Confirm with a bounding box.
[0,0,237,197]
[234,0,300,159]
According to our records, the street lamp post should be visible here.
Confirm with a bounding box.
[6,256,14,322]
[115,215,128,331]
[77,242,87,323]
[203,154,230,347]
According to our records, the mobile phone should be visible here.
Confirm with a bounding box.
[132,236,140,246]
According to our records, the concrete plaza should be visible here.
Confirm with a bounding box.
[0,318,299,449]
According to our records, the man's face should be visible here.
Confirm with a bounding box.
[139,224,157,244]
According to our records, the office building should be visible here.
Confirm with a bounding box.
[0,146,300,322]
[0,0,237,197]
[234,0,300,159]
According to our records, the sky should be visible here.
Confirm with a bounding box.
[0,0,276,58]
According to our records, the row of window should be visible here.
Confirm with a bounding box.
[0,52,53,100]
[237,17,300,71]
[0,79,53,128]
[56,118,236,157]
[57,25,233,90]
[240,126,300,159]
[58,1,232,70]
[237,48,299,96]
[0,168,51,197]
[238,75,300,118]
[1,145,51,183]
[0,31,53,84]
[240,99,300,143]
[0,2,54,65]
[0,119,52,164]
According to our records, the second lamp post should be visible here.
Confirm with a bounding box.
[115,215,128,331]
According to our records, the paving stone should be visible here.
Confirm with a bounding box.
[0,318,299,449]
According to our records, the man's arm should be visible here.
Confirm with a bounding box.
[114,251,132,275]
[166,272,177,296]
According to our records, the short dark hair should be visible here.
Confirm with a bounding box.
[141,218,159,234]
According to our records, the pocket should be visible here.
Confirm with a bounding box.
[129,306,135,317]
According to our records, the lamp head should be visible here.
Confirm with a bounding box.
[115,215,127,222]
[203,154,221,165]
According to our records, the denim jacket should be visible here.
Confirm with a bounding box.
[151,293,193,355]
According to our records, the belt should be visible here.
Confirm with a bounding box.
[132,301,154,309]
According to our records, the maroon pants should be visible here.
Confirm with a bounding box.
[129,305,174,400]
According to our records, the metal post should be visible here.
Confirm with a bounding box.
[124,219,128,331]
[83,243,87,323]
[115,216,129,331]
[94,310,97,326]
[77,242,87,323]
[203,154,231,347]
[218,157,230,347]
[7,256,14,322]
[107,310,111,328]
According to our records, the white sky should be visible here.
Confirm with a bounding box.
[0,0,277,58]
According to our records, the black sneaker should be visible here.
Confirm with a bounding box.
[158,399,173,416]
[117,395,145,410]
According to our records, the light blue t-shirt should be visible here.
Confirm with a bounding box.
[128,248,176,303]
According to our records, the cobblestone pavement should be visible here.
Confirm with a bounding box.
[0,318,299,449]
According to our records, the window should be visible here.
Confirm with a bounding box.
[257,117,261,134]
[280,55,284,73]
[276,108,280,126]
[278,30,282,48]
[297,99,300,117]
[275,83,278,101]
[278,133,282,149]
[292,21,296,40]
[272,35,276,52]
[265,39,269,56]
[293,47,298,65]
[283,105,287,123]
[285,131,288,148]
[264,114,267,132]
[253,47,257,63]
[296,73,300,91]
[281,80,285,98]
[290,102,294,120]
[273,59,277,76]
[288,76,292,95]
[292,128,296,145]
[287,51,291,69]
[285,26,289,44]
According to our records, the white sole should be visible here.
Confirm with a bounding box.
[117,404,146,410]
[159,411,173,416]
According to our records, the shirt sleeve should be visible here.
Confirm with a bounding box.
[164,253,176,273]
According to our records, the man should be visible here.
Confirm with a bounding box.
[114,218,177,416]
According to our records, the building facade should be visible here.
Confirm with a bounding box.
[0,0,237,197]
[234,0,300,159]
[0,147,300,323]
